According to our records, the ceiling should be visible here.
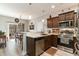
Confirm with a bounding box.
[0,3,78,20]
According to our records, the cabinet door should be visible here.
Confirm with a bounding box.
[47,19,53,28]
[65,11,74,20]
[59,14,65,21]
[51,35,58,47]
[52,17,59,28]
[27,37,35,56]
[44,36,51,50]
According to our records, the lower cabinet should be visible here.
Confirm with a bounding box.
[27,37,35,56]
[27,35,58,56]
[27,37,45,56]
[51,35,58,47]
[44,36,52,50]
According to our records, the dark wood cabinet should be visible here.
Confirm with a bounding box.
[58,11,75,28]
[27,34,58,56]
[65,11,74,20]
[47,18,53,28]
[44,36,52,50]
[27,37,35,56]
[59,14,65,21]
[47,10,75,28]
[27,37,45,56]
[51,35,58,47]
[44,35,58,50]
[59,10,75,21]
[47,17,59,28]
[52,17,59,28]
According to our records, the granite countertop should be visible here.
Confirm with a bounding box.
[26,32,59,38]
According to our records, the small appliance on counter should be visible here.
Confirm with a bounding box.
[47,28,52,33]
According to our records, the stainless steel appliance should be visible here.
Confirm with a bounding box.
[36,39,44,56]
[59,28,74,48]
[59,20,74,28]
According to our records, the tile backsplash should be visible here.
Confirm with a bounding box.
[52,28,60,34]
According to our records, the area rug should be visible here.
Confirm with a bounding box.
[40,47,74,56]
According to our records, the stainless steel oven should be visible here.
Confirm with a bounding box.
[59,28,74,48]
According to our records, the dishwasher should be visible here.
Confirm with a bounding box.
[36,38,44,56]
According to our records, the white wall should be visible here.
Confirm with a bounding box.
[29,15,48,33]
[0,15,30,39]
[0,15,14,32]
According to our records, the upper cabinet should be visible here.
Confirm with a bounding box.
[65,11,74,20]
[47,18,53,28]
[59,10,74,21]
[47,10,76,28]
[59,14,65,21]
[47,17,59,28]
[52,17,59,28]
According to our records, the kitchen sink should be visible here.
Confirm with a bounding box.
[41,33,47,35]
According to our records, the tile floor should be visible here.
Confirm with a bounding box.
[57,45,73,54]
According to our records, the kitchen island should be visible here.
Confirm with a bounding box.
[26,32,58,56]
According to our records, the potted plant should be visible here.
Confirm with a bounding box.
[0,31,5,36]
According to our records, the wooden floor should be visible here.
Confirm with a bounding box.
[0,39,22,56]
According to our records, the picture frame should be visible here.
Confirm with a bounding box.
[29,24,34,30]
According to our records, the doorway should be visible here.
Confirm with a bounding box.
[9,23,17,39]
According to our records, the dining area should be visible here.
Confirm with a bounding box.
[0,31,6,48]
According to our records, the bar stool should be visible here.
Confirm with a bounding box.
[74,42,79,55]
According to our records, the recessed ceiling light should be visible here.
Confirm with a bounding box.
[51,5,55,8]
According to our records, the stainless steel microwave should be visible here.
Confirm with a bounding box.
[59,20,74,28]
